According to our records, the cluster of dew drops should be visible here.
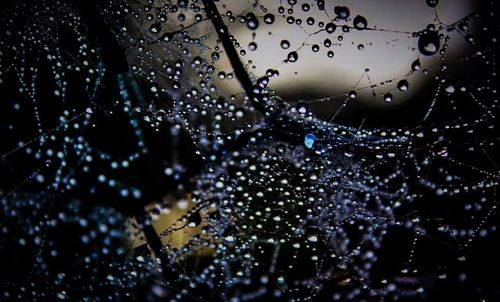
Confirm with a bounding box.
[0,0,499,301]
[108,0,499,300]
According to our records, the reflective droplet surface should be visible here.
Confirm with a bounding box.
[397,80,409,91]
[353,15,368,30]
[445,84,456,94]
[325,22,337,34]
[304,133,317,149]
[384,93,394,102]
[411,59,421,71]
[263,13,275,25]
[287,51,298,62]
[418,30,440,56]
[426,0,439,8]
[248,42,257,51]
[334,6,350,20]
[281,40,290,49]
[246,12,259,30]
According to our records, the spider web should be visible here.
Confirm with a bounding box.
[0,0,499,301]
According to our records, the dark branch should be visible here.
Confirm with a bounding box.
[201,0,266,115]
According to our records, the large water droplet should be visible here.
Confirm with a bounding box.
[149,22,161,33]
[411,59,421,71]
[353,15,368,30]
[246,12,259,30]
[384,93,394,103]
[418,31,440,56]
[325,22,337,34]
[397,80,409,91]
[248,42,257,51]
[426,0,439,8]
[445,84,456,94]
[304,133,317,149]
[287,51,298,62]
[281,40,290,49]
[334,6,350,20]
[263,13,275,25]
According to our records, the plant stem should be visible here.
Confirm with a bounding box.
[201,0,266,114]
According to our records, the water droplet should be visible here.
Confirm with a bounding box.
[325,22,337,34]
[246,12,259,30]
[307,235,318,242]
[418,30,440,56]
[161,32,173,42]
[263,13,275,25]
[445,84,455,94]
[248,42,257,51]
[353,15,368,30]
[397,80,409,91]
[304,133,317,149]
[287,51,298,62]
[149,22,161,33]
[296,101,309,113]
[281,40,290,49]
[384,93,394,102]
[411,59,421,71]
[334,6,350,20]
[426,0,439,8]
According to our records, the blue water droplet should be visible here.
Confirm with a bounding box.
[304,133,317,149]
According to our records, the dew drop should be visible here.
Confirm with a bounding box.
[384,93,394,102]
[426,0,439,8]
[281,40,290,49]
[304,133,317,149]
[149,22,161,33]
[296,101,309,113]
[353,15,368,30]
[325,22,337,34]
[287,51,298,62]
[161,32,173,42]
[411,59,421,71]
[246,12,259,30]
[334,6,350,20]
[397,80,409,91]
[263,13,275,25]
[418,30,440,56]
[248,42,257,51]
[445,84,456,94]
